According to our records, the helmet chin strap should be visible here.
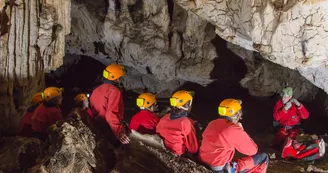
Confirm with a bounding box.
[178,99,193,111]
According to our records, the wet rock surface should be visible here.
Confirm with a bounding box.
[0,137,41,173]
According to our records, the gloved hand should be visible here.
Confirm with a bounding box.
[119,131,130,144]
[284,101,292,111]
[291,98,301,107]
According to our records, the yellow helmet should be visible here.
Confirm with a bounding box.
[103,64,126,81]
[170,90,194,110]
[31,92,44,104]
[218,99,242,117]
[74,93,88,104]
[43,87,63,101]
[136,93,156,109]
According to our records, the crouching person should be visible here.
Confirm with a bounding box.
[156,90,199,157]
[199,99,269,173]
[129,93,160,134]
[31,87,63,141]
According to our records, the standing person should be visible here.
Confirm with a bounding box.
[17,92,44,137]
[31,87,63,141]
[90,64,129,145]
[156,90,199,156]
[129,93,160,134]
[272,87,309,146]
[199,99,269,173]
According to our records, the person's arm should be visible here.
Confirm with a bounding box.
[231,126,258,156]
[182,119,199,154]
[150,113,161,130]
[105,90,124,139]
[273,101,286,121]
[297,104,309,120]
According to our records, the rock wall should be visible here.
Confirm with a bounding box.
[66,0,218,96]
[0,0,71,132]
[228,43,319,101]
[173,0,328,94]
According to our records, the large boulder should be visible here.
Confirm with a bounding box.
[28,111,115,173]
[112,130,211,173]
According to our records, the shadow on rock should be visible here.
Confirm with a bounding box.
[0,137,42,173]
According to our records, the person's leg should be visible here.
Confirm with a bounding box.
[236,152,269,173]
[287,128,299,139]
[271,128,288,147]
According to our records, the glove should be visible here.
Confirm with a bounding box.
[284,101,292,111]
[291,98,301,107]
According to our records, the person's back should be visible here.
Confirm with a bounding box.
[90,83,123,121]
[199,118,257,167]
[130,110,160,134]
[156,113,198,155]
[32,102,62,134]
[89,64,129,145]
[129,93,160,134]
[156,90,199,156]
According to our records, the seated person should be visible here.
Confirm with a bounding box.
[272,87,309,147]
[199,99,269,173]
[129,93,160,134]
[156,90,199,156]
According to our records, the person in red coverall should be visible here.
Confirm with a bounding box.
[199,99,269,173]
[90,64,129,145]
[17,92,44,137]
[32,87,63,141]
[129,93,160,134]
[272,87,309,147]
[156,90,199,157]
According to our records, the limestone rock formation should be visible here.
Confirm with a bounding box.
[66,0,218,96]
[228,43,319,100]
[112,130,211,173]
[0,137,42,173]
[0,0,71,132]
[173,0,328,94]
[28,112,115,173]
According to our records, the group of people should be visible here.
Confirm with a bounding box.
[17,63,324,173]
